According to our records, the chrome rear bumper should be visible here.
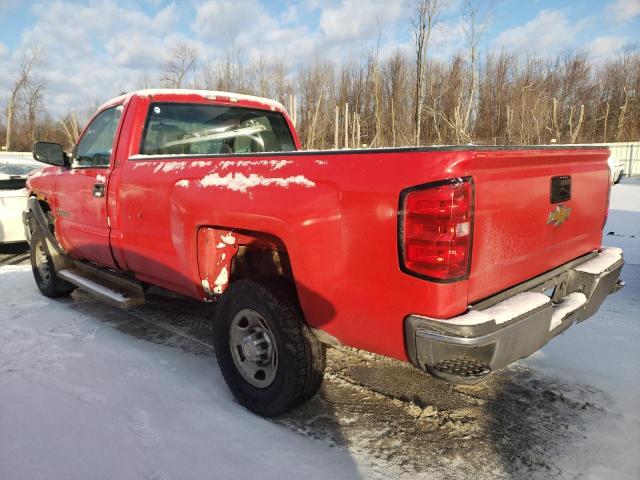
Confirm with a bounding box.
[405,247,625,384]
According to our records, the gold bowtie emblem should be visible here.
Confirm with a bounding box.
[547,204,571,226]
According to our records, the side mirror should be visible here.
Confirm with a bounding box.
[33,142,67,166]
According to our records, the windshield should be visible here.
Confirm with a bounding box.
[140,103,296,156]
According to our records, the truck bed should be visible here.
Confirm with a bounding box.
[108,144,609,361]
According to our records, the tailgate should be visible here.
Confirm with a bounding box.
[467,147,610,304]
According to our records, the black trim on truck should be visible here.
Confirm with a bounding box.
[127,144,611,162]
[550,175,571,203]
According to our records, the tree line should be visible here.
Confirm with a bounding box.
[3,0,639,152]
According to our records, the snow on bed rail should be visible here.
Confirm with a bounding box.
[153,161,187,173]
[199,172,315,193]
[219,159,292,170]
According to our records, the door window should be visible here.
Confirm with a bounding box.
[74,106,122,168]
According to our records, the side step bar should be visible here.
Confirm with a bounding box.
[25,198,145,309]
[58,261,145,309]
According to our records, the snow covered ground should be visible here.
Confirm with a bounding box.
[528,177,640,479]
[1,178,639,480]
[0,265,370,480]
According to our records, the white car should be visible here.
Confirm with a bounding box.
[606,150,626,184]
[612,159,625,184]
[0,156,42,243]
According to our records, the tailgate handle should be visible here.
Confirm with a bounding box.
[550,176,571,203]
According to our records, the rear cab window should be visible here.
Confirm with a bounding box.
[139,103,296,156]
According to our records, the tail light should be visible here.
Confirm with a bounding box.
[399,177,474,282]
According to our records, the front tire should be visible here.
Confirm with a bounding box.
[30,228,75,298]
[213,279,325,417]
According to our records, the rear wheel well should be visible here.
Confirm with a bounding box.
[197,226,300,307]
[230,247,300,303]
[231,247,294,283]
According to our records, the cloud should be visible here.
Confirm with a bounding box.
[192,0,316,66]
[587,35,628,62]
[104,33,169,68]
[0,42,10,99]
[319,0,409,42]
[191,0,415,69]
[605,0,640,23]
[0,0,20,15]
[193,0,270,45]
[430,20,466,58]
[261,25,293,41]
[493,9,580,54]
[280,3,301,24]
[4,0,183,115]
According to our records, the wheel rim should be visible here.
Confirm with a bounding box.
[35,240,52,286]
[229,308,278,389]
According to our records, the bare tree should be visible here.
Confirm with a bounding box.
[411,0,442,146]
[457,0,491,141]
[161,43,198,88]
[569,104,585,143]
[25,77,46,143]
[58,112,81,148]
[5,45,43,150]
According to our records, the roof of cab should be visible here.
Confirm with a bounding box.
[98,89,286,114]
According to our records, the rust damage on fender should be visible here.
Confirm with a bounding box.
[197,227,239,298]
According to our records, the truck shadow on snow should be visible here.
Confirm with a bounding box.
[483,369,608,478]
[276,347,609,479]
[61,280,609,479]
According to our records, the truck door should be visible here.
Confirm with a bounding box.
[53,105,122,268]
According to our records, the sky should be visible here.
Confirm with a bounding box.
[0,0,639,116]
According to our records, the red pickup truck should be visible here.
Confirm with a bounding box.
[24,89,624,416]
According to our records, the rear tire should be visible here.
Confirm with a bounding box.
[30,228,75,298]
[213,279,325,417]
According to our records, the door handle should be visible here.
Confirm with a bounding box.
[93,183,105,198]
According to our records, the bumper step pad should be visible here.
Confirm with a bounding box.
[430,355,490,383]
